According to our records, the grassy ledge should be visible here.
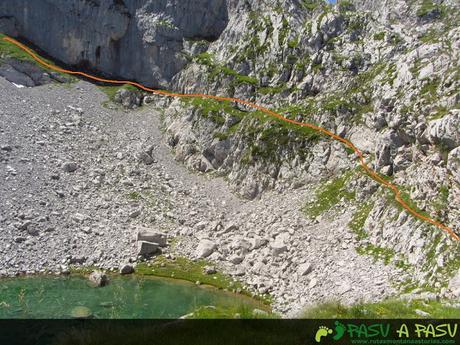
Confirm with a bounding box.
[356,244,395,265]
[136,256,272,306]
[302,299,460,318]
[186,305,276,319]
[348,201,374,239]
[180,97,321,164]
[303,170,355,218]
[0,33,51,63]
[97,84,140,102]
[0,33,75,81]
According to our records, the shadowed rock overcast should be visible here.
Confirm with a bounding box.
[0,0,460,316]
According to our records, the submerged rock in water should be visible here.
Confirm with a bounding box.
[70,306,92,319]
[119,264,135,275]
[88,270,109,287]
[99,301,115,308]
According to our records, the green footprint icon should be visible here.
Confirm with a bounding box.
[333,321,346,341]
[315,326,333,343]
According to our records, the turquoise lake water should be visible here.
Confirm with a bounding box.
[0,275,259,319]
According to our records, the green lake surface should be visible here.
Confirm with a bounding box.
[0,275,260,319]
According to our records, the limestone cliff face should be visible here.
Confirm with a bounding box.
[159,0,460,285]
[0,0,229,87]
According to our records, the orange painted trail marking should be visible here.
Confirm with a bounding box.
[4,35,459,241]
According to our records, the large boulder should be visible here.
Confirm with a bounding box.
[62,162,78,173]
[114,89,143,109]
[374,129,410,170]
[0,63,35,87]
[119,264,135,275]
[137,241,159,256]
[312,12,345,41]
[196,239,217,258]
[427,111,460,150]
[270,240,288,256]
[202,139,231,169]
[137,230,167,247]
[447,147,460,183]
[297,263,313,276]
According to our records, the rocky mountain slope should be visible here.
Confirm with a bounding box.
[164,0,460,288]
[1,0,460,313]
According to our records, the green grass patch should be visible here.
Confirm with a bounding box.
[278,17,290,46]
[338,0,354,12]
[428,106,449,120]
[220,66,258,85]
[127,191,141,200]
[287,36,300,49]
[303,171,356,218]
[424,233,441,269]
[322,96,350,112]
[398,191,431,219]
[301,0,320,11]
[194,52,258,86]
[240,112,321,163]
[440,247,460,282]
[385,186,431,221]
[0,33,75,81]
[156,18,176,29]
[416,0,445,18]
[136,256,271,305]
[373,32,385,41]
[181,97,322,163]
[345,146,355,155]
[194,52,214,66]
[420,78,440,102]
[0,34,40,62]
[302,299,460,318]
[311,62,323,73]
[98,84,139,101]
[431,185,449,217]
[181,97,244,126]
[382,63,397,86]
[188,305,276,319]
[348,202,374,239]
[356,244,395,265]
[124,190,157,208]
[395,259,412,271]
[213,132,230,141]
[258,84,288,95]
[420,29,441,44]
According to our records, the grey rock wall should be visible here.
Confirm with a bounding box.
[0,0,229,87]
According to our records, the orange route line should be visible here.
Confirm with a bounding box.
[4,35,459,242]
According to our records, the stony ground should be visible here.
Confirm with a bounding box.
[0,78,406,315]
